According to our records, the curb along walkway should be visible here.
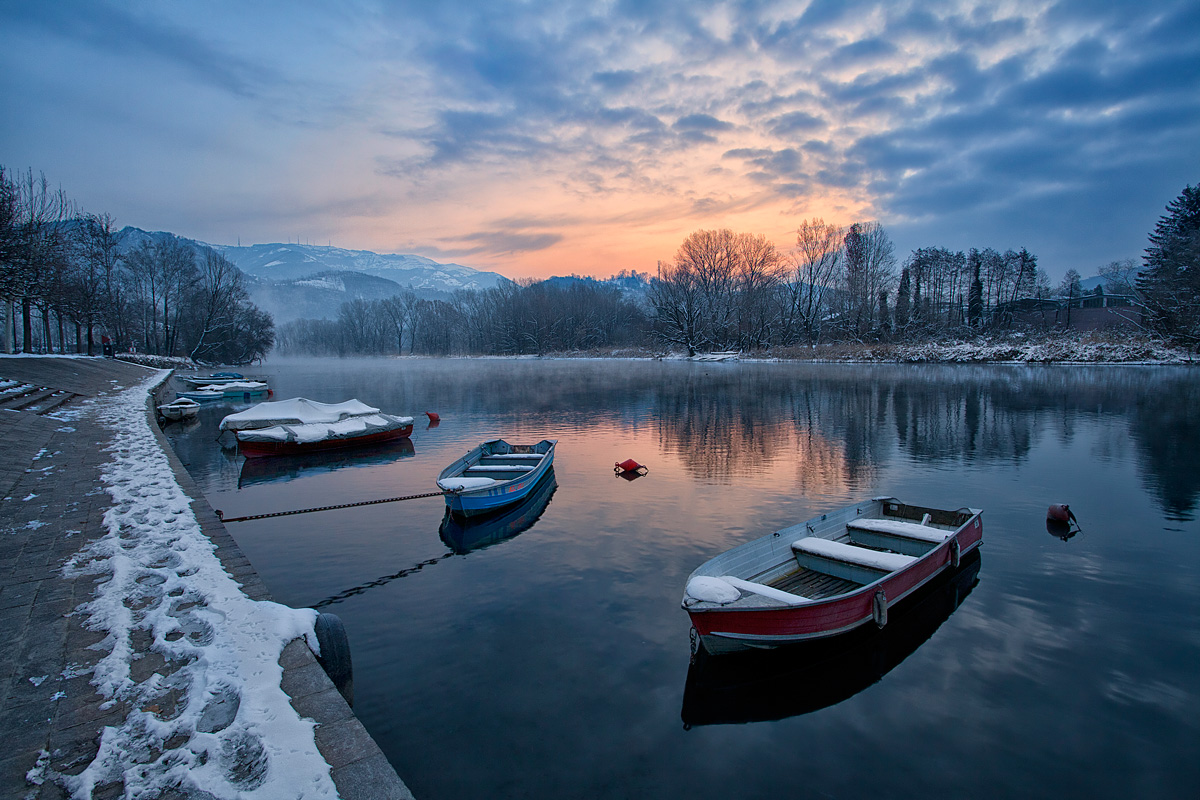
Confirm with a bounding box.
[0,356,412,799]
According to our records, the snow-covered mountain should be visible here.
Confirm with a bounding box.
[209,241,509,293]
[109,227,515,324]
[112,227,510,295]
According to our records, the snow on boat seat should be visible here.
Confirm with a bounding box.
[685,576,741,605]
[481,453,544,461]
[791,537,917,573]
[465,465,534,473]
[438,477,498,491]
[684,576,810,606]
[847,518,952,544]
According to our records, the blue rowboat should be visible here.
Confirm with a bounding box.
[439,469,557,553]
[437,439,557,517]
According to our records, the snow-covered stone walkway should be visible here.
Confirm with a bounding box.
[0,356,412,800]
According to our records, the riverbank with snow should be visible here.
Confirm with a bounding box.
[547,332,1197,364]
[0,355,412,800]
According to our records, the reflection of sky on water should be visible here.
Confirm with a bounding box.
[160,358,1200,800]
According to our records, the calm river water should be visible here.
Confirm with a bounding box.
[164,357,1200,799]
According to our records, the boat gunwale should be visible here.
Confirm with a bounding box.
[438,438,558,516]
[683,498,983,647]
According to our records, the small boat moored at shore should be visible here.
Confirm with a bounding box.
[438,439,556,517]
[220,397,413,458]
[682,497,983,655]
[176,389,225,402]
[157,397,201,421]
[179,381,271,402]
[177,372,257,387]
[681,549,982,726]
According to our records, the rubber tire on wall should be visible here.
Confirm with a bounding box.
[314,613,354,707]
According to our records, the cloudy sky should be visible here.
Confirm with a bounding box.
[2,0,1197,281]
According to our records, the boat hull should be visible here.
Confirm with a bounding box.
[685,501,983,654]
[439,470,557,552]
[237,424,413,458]
[439,439,557,517]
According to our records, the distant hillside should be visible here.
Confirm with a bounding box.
[209,241,510,293]
[110,227,515,323]
[542,271,651,300]
[245,271,413,325]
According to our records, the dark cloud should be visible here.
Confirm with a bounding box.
[828,37,897,68]
[769,111,826,137]
[673,114,734,132]
[592,70,640,92]
[6,0,1199,278]
[723,147,806,180]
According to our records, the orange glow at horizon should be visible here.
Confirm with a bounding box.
[295,120,877,282]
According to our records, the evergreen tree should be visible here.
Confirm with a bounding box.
[895,267,911,328]
[1139,183,1200,344]
[967,257,983,328]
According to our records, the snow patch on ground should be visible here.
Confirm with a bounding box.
[57,372,337,799]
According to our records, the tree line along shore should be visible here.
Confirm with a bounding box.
[4,164,1197,362]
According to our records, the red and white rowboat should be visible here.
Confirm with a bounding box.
[682,497,983,655]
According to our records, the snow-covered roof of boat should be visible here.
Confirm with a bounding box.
[219,397,381,431]
[235,413,413,443]
[196,381,269,392]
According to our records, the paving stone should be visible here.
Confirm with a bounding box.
[290,686,354,726]
[280,661,331,701]
[315,717,379,770]
[331,753,416,800]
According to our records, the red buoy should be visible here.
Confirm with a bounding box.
[425,411,440,422]
[1047,504,1073,523]
[615,459,649,478]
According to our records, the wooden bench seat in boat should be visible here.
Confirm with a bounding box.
[465,464,534,474]
[791,537,917,584]
[480,453,544,461]
[719,575,810,606]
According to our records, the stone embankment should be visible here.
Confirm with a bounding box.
[0,356,411,799]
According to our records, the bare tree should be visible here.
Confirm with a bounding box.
[186,248,248,362]
[71,213,122,354]
[841,221,896,339]
[1,169,73,352]
[785,218,843,345]
[735,232,785,349]
[649,259,705,356]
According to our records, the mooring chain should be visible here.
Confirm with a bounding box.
[313,552,455,609]
[216,491,445,523]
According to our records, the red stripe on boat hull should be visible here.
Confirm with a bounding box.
[237,424,413,458]
[689,518,983,648]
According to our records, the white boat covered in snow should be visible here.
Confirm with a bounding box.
[219,397,414,458]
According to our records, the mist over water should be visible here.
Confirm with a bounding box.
[165,358,1200,799]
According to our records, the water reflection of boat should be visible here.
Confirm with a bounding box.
[681,550,981,727]
[439,470,557,553]
[237,437,415,488]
